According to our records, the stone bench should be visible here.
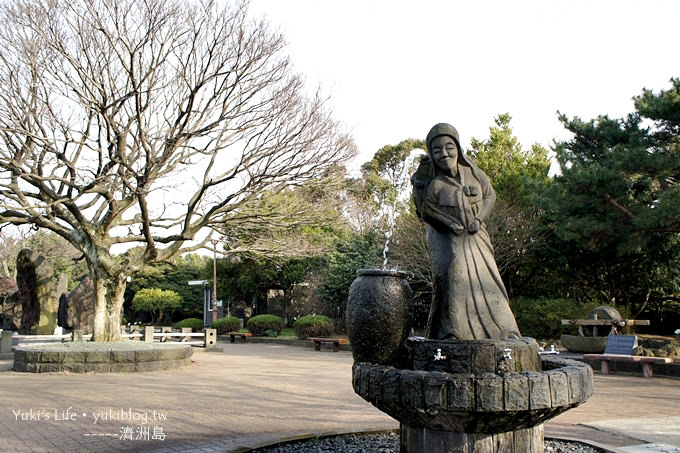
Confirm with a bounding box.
[583,354,672,378]
[308,337,347,352]
[228,332,252,344]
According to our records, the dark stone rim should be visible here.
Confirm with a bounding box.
[406,337,538,347]
[356,268,408,278]
[12,343,193,373]
[352,356,594,433]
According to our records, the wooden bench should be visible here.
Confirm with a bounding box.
[308,337,347,352]
[583,354,672,378]
[228,332,252,344]
[583,335,671,377]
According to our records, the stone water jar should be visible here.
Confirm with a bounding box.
[346,269,413,365]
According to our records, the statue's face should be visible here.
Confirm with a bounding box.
[430,135,458,175]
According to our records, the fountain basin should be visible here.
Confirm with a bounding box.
[12,341,193,373]
[561,334,608,353]
[353,355,593,434]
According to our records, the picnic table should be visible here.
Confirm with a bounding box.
[561,317,650,337]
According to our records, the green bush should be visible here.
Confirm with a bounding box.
[174,317,204,331]
[211,316,241,335]
[293,315,335,339]
[512,298,603,340]
[246,315,284,336]
[132,287,183,325]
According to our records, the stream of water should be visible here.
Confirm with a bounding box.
[381,153,419,270]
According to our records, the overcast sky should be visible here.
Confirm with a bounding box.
[248,0,680,172]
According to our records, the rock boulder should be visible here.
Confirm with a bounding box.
[0,277,20,330]
[58,277,95,335]
[16,249,58,334]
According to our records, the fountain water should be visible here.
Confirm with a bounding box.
[380,152,419,270]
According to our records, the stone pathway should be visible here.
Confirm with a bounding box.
[0,342,678,452]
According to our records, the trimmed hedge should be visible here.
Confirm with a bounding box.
[293,315,335,339]
[174,317,204,331]
[211,316,241,335]
[247,315,284,336]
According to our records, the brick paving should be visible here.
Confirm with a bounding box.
[0,341,678,452]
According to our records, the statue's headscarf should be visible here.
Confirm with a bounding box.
[425,123,483,179]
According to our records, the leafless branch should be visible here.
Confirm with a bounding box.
[0,0,356,274]
[0,0,356,339]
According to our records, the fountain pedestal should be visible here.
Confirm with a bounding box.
[352,339,594,453]
[400,424,544,453]
[347,270,593,453]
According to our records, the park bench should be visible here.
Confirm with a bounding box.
[228,332,252,344]
[308,337,347,352]
[583,335,672,378]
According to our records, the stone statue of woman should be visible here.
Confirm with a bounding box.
[412,123,521,341]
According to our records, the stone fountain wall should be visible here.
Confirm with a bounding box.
[346,270,594,453]
[353,353,593,452]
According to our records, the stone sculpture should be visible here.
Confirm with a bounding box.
[16,249,59,334]
[347,123,594,453]
[412,123,520,341]
[0,276,20,330]
[58,277,96,335]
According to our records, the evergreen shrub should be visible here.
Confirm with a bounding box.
[211,316,241,334]
[293,315,335,339]
[247,315,284,336]
[174,317,204,331]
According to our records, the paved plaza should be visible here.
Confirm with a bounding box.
[0,341,679,452]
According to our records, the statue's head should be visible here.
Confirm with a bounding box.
[426,123,461,177]
[426,123,461,154]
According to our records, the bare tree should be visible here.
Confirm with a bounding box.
[0,229,25,278]
[0,0,356,341]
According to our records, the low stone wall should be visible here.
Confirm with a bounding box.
[12,342,193,373]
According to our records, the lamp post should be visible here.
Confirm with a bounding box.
[210,238,219,323]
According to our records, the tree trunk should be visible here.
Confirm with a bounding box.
[92,275,126,342]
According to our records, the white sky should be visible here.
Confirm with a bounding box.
[249,0,680,172]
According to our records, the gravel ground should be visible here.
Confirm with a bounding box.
[252,431,610,453]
